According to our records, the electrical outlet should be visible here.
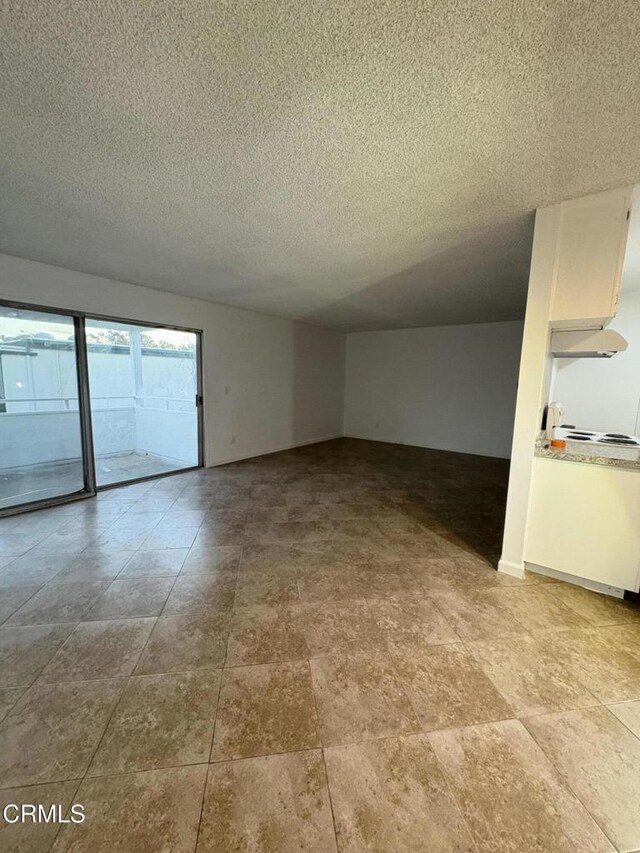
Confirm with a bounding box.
[231,435,236,444]
[224,385,230,395]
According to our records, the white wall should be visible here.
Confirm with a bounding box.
[551,289,640,435]
[344,321,523,459]
[0,253,346,466]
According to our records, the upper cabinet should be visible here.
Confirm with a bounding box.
[550,187,632,329]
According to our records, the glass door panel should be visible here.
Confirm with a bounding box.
[85,319,200,487]
[0,306,89,510]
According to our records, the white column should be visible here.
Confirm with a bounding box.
[130,329,144,406]
[498,205,561,577]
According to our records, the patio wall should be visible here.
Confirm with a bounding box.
[2,407,196,468]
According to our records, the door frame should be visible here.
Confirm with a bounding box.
[0,300,97,517]
[0,298,205,515]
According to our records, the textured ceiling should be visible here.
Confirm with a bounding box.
[1,1,640,331]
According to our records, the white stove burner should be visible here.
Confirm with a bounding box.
[552,426,640,461]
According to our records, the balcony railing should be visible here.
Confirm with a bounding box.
[0,395,195,414]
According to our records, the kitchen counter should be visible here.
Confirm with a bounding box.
[535,435,640,471]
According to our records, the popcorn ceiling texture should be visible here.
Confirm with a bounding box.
[1,1,639,331]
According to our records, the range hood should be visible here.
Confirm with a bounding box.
[551,328,628,359]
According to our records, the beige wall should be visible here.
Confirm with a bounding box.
[344,321,524,459]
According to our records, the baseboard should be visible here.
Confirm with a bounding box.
[343,433,511,460]
[207,434,343,467]
[497,558,525,579]
[525,562,625,599]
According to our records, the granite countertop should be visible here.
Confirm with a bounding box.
[535,436,640,471]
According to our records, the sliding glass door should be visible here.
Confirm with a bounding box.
[85,319,200,488]
[0,302,203,513]
[0,306,93,511]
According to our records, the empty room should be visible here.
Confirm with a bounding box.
[1,2,640,852]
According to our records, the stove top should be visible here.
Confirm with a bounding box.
[554,424,640,458]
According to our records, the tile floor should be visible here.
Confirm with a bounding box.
[0,437,639,852]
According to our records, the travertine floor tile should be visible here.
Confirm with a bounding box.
[244,521,334,544]
[0,586,41,625]
[51,765,207,852]
[354,564,426,599]
[179,545,242,574]
[0,687,24,723]
[48,553,130,583]
[192,523,246,547]
[608,699,640,738]
[83,577,174,620]
[211,661,320,760]
[0,554,65,587]
[486,585,590,633]
[32,530,103,554]
[310,653,420,746]
[324,734,475,852]
[3,439,638,852]
[106,512,164,532]
[427,586,528,641]
[367,596,459,652]
[0,781,79,852]
[469,633,600,716]
[6,582,109,626]
[298,601,384,657]
[234,568,299,607]
[198,751,337,852]
[142,526,199,550]
[598,622,640,660]
[297,566,367,602]
[89,669,221,775]
[245,506,289,522]
[119,548,188,577]
[553,584,640,626]
[162,572,236,614]
[0,535,44,558]
[287,505,332,522]
[0,679,124,787]
[411,556,526,592]
[161,510,206,526]
[547,627,640,703]
[328,519,387,543]
[240,544,338,573]
[135,611,230,674]
[227,605,308,665]
[405,556,488,592]
[394,643,514,731]
[524,706,640,853]
[429,719,614,853]
[0,623,76,688]
[88,530,149,553]
[39,618,156,682]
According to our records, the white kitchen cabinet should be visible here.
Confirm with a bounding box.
[524,456,640,591]
[550,187,631,330]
